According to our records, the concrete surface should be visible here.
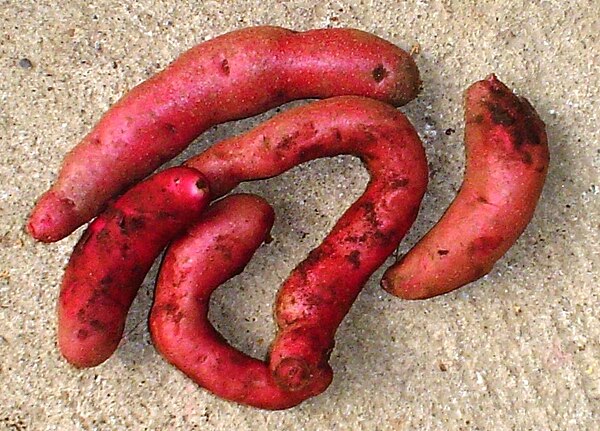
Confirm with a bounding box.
[1,0,598,429]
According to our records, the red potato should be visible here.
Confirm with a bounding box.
[382,75,549,299]
[58,167,210,368]
[185,96,428,392]
[150,194,331,410]
[27,26,420,242]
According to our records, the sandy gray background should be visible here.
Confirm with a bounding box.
[1,0,598,430]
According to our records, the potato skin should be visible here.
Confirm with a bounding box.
[382,75,549,300]
[27,26,420,242]
[186,96,428,393]
[150,194,332,410]
[58,167,210,368]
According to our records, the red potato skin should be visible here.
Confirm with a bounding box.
[382,75,549,300]
[185,96,428,392]
[27,26,420,243]
[150,194,331,410]
[58,167,210,368]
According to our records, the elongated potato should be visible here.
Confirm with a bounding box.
[150,194,331,410]
[185,96,428,392]
[382,75,549,299]
[58,167,210,367]
[28,26,420,242]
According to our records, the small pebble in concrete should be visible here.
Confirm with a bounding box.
[18,58,33,69]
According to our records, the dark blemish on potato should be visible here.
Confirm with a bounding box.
[214,238,233,262]
[437,249,449,256]
[296,248,327,280]
[361,201,375,213]
[346,250,361,269]
[303,248,326,267]
[120,241,131,259]
[519,96,535,111]
[525,126,542,146]
[156,210,174,220]
[372,64,388,83]
[470,114,485,124]
[391,178,410,188]
[296,144,326,164]
[488,103,516,126]
[221,59,230,75]
[373,229,396,246]
[520,150,533,165]
[195,178,207,190]
[161,302,184,324]
[119,216,146,233]
[165,123,177,134]
[77,329,89,340]
[306,121,318,136]
[131,263,146,278]
[360,201,379,227]
[230,353,253,369]
[469,236,503,256]
[511,101,544,149]
[276,132,299,151]
[274,89,287,101]
[535,165,546,173]
[345,233,369,244]
[359,124,377,143]
[262,136,271,148]
[88,287,118,308]
[161,302,177,315]
[89,319,105,331]
[521,115,543,146]
[194,354,208,366]
[333,128,342,142]
[100,275,114,286]
[96,226,111,244]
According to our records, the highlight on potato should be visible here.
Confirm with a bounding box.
[27,25,548,410]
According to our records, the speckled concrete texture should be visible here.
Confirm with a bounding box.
[1,0,598,429]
